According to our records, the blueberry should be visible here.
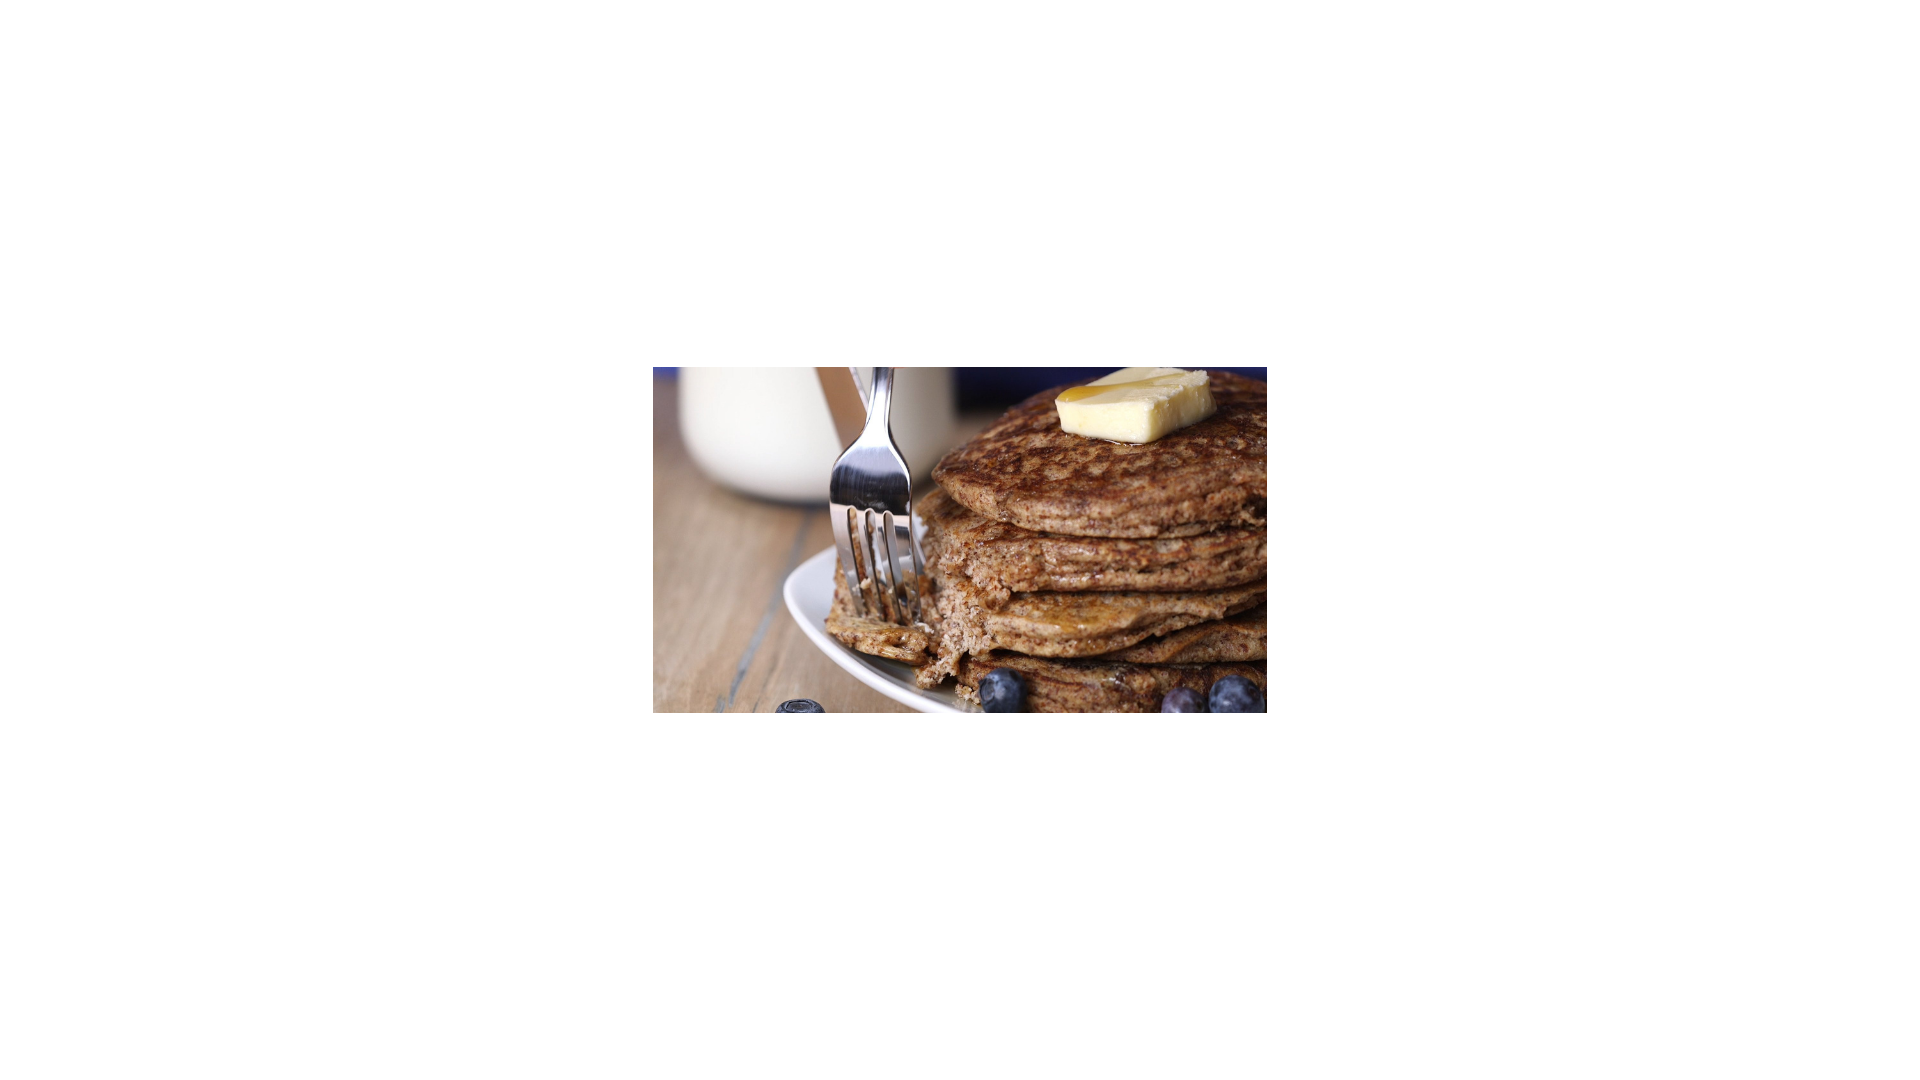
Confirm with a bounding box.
[977,667,1026,712]
[1207,675,1265,713]
[1161,687,1208,712]
[775,698,825,713]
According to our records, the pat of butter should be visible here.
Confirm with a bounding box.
[1054,367,1216,444]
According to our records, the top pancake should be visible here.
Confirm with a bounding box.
[932,370,1267,538]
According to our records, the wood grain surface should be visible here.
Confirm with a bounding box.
[653,375,992,713]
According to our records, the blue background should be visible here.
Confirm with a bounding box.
[654,367,1266,409]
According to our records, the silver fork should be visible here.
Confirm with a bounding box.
[827,367,927,625]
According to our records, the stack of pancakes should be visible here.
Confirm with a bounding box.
[826,370,1266,711]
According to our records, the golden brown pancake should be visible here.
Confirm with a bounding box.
[931,371,1266,539]
[1093,607,1265,664]
[920,486,1265,606]
[931,573,1265,661]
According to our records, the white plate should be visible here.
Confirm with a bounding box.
[783,546,975,713]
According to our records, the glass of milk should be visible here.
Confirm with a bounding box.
[678,367,956,503]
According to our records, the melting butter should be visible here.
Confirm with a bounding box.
[1054,367,1215,444]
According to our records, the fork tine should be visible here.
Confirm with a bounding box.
[888,512,923,626]
[882,511,905,624]
[903,510,926,624]
[831,503,866,617]
[858,508,880,615]
[867,508,897,624]
[859,506,878,616]
[881,510,905,623]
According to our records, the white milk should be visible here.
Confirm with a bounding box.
[678,367,957,503]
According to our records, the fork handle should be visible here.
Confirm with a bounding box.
[863,367,894,439]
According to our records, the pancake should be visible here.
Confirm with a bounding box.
[921,486,1266,606]
[956,653,1267,712]
[931,572,1265,661]
[1093,607,1265,664]
[823,561,935,665]
[931,370,1266,539]
[825,560,1267,699]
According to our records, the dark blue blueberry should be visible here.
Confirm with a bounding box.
[1207,676,1265,713]
[1161,687,1208,712]
[977,667,1026,712]
[775,698,825,713]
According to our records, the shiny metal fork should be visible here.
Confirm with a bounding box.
[827,367,927,625]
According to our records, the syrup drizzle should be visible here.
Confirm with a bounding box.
[1055,371,1197,404]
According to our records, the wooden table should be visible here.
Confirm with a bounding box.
[653,375,993,713]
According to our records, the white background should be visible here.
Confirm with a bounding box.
[2,1,1916,1076]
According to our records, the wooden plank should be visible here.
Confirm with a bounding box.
[724,506,913,713]
[653,377,906,713]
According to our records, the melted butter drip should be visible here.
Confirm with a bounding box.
[1055,373,1194,404]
